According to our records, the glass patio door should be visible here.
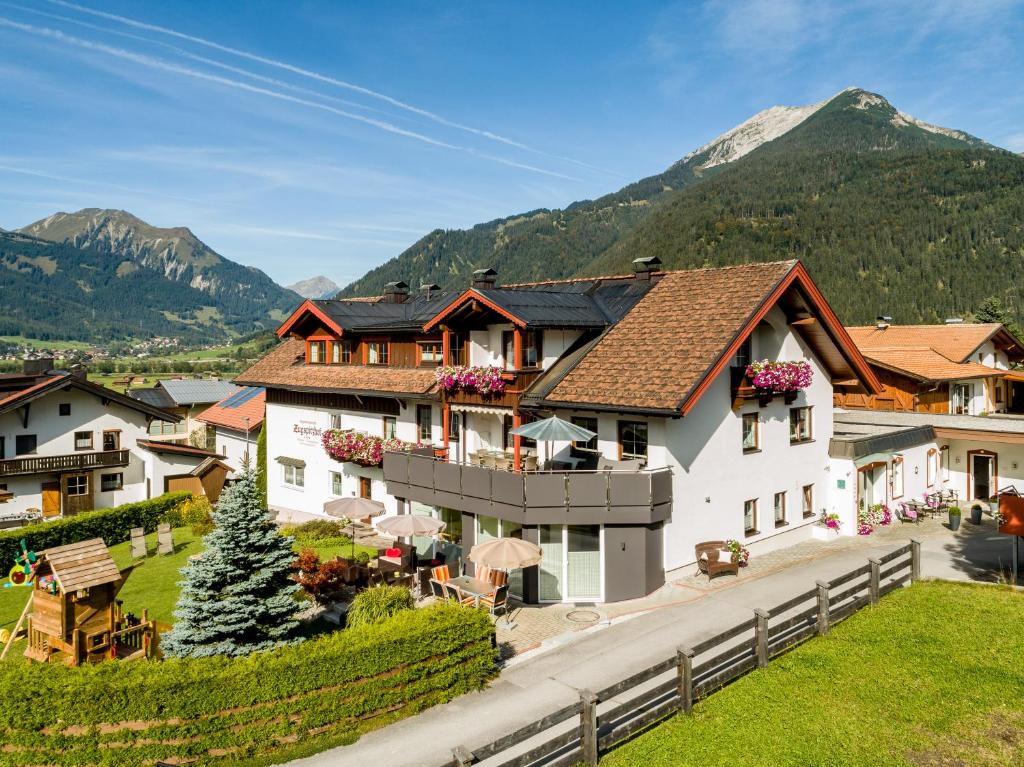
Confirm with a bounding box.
[538,525,564,601]
[566,525,601,602]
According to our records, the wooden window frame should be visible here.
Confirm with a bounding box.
[74,431,94,451]
[744,498,758,537]
[364,339,391,366]
[417,341,443,366]
[416,404,432,442]
[66,474,89,497]
[359,476,372,499]
[570,416,599,458]
[741,412,760,453]
[789,406,813,444]
[617,420,648,462]
[102,429,121,451]
[940,445,950,483]
[891,455,905,499]
[382,415,397,440]
[307,340,327,365]
[774,491,787,527]
[802,484,814,519]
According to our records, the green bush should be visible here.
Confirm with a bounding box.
[173,495,214,535]
[347,584,415,628]
[283,519,346,540]
[948,506,962,516]
[0,604,496,766]
[355,551,371,564]
[0,492,190,565]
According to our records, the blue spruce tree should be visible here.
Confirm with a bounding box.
[162,470,300,658]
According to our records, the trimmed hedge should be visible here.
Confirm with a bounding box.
[0,603,496,766]
[0,492,190,565]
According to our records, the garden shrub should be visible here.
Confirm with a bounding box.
[347,584,415,628]
[0,604,496,766]
[292,549,350,604]
[173,495,214,535]
[0,492,190,565]
[283,519,347,540]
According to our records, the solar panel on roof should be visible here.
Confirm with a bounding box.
[221,387,263,409]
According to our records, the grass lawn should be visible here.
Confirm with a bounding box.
[0,527,378,651]
[602,581,1024,767]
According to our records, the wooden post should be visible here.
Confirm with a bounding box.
[910,539,921,583]
[580,689,598,767]
[512,328,523,473]
[868,558,881,604]
[754,609,769,668]
[677,646,694,714]
[816,580,830,636]
[452,745,474,767]
[442,326,451,365]
[1,591,32,661]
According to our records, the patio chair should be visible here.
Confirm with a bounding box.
[443,582,476,606]
[480,585,509,619]
[429,579,446,600]
[467,452,478,466]
[695,541,739,580]
[523,454,539,472]
[476,565,494,584]
[157,523,174,556]
[431,564,450,582]
[130,527,146,559]
[896,502,920,524]
[480,453,496,469]
[490,569,508,587]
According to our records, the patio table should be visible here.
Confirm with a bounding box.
[447,575,495,607]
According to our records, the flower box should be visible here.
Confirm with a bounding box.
[322,429,421,467]
[434,365,508,396]
[745,360,812,396]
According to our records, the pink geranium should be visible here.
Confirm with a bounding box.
[322,429,420,467]
[745,360,813,393]
[434,365,507,396]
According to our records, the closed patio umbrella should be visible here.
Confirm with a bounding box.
[510,415,596,468]
[323,497,385,557]
[375,515,446,538]
[469,537,542,570]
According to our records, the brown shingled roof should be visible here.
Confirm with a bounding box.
[846,324,1003,363]
[235,337,438,396]
[860,348,1004,382]
[543,261,799,411]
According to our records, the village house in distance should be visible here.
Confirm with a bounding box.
[237,258,883,604]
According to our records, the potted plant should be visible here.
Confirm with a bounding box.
[724,539,750,566]
[947,505,962,531]
[970,504,984,525]
[987,495,1000,515]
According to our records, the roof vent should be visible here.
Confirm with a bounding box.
[420,282,441,299]
[944,317,964,324]
[631,256,662,281]
[472,267,498,290]
[876,315,892,330]
[382,280,410,304]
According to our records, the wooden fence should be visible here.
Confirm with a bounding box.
[444,540,921,767]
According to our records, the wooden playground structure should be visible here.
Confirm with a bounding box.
[2,538,156,666]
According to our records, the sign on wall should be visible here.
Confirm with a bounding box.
[293,421,322,447]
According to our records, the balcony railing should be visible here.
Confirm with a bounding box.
[384,450,672,525]
[443,369,544,409]
[0,449,130,477]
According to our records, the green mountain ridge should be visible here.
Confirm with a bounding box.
[339,88,1018,324]
[6,209,300,342]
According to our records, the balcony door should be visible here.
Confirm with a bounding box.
[538,524,603,603]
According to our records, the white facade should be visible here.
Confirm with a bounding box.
[210,426,256,478]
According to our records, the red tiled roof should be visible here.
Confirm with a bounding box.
[136,440,225,459]
[862,348,1004,382]
[846,324,1002,363]
[544,261,800,411]
[235,338,438,396]
[196,387,266,432]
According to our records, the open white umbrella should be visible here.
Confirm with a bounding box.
[510,415,596,467]
[323,497,385,557]
[469,537,542,570]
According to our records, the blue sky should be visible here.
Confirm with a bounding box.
[2,1,1023,289]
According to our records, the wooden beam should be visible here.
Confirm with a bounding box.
[831,378,861,387]
[789,317,817,327]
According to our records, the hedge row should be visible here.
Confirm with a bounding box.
[0,603,497,766]
[0,491,190,564]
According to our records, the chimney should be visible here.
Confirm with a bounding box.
[631,256,662,281]
[876,315,892,330]
[420,282,441,299]
[944,317,964,324]
[471,267,498,290]
[382,280,410,304]
[68,363,88,381]
[22,357,55,376]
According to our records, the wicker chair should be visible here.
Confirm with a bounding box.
[695,541,739,580]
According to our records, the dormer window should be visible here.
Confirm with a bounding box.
[332,340,352,364]
[308,341,327,364]
[366,341,390,365]
[502,330,542,370]
[419,341,443,365]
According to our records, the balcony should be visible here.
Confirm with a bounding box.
[384,450,672,525]
[443,369,544,409]
[730,366,798,410]
[0,449,130,477]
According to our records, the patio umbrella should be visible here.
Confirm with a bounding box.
[323,497,385,557]
[510,415,596,467]
[375,514,446,538]
[469,537,543,570]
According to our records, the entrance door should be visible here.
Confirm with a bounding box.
[41,481,60,517]
[537,524,603,603]
[972,454,995,499]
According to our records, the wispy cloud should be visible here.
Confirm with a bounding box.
[0,161,203,203]
[201,222,410,247]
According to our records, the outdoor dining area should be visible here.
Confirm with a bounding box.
[896,489,961,522]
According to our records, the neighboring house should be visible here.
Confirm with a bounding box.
[135,440,232,503]
[130,379,240,444]
[0,360,224,516]
[195,387,265,477]
[831,408,1024,529]
[836,322,1024,415]
[237,259,880,604]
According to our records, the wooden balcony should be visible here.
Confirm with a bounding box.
[0,449,130,477]
[730,367,797,410]
[443,368,544,409]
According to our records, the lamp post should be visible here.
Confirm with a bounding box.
[243,416,251,470]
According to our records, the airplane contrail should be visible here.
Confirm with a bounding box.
[43,0,619,176]
[0,17,581,181]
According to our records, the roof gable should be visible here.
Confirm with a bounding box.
[196,387,266,431]
[42,538,121,592]
[846,323,1006,363]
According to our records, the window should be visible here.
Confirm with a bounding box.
[450,333,468,366]
[74,431,93,451]
[926,449,938,487]
[802,484,814,518]
[789,407,813,444]
[774,492,787,527]
[734,337,753,369]
[308,340,326,364]
[416,405,432,442]
[741,413,759,452]
[330,471,343,495]
[15,435,36,456]
[100,473,123,492]
[951,383,973,415]
[448,412,461,442]
[367,341,390,365]
[502,330,543,369]
[382,416,397,439]
[66,475,88,496]
[618,421,648,461]
[58,403,71,416]
[331,340,351,364]
[359,476,372,499]
[571,416,599,457]
[283,465,304,488]
[891,455,904,498]
[330,413,343,430]
[940,445,950,482]
[418,341,443,364]
[744,499,758,535]
[102,430,120,451]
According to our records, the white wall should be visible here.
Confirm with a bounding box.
[942,437,1024,504]
[211,426,252,478]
